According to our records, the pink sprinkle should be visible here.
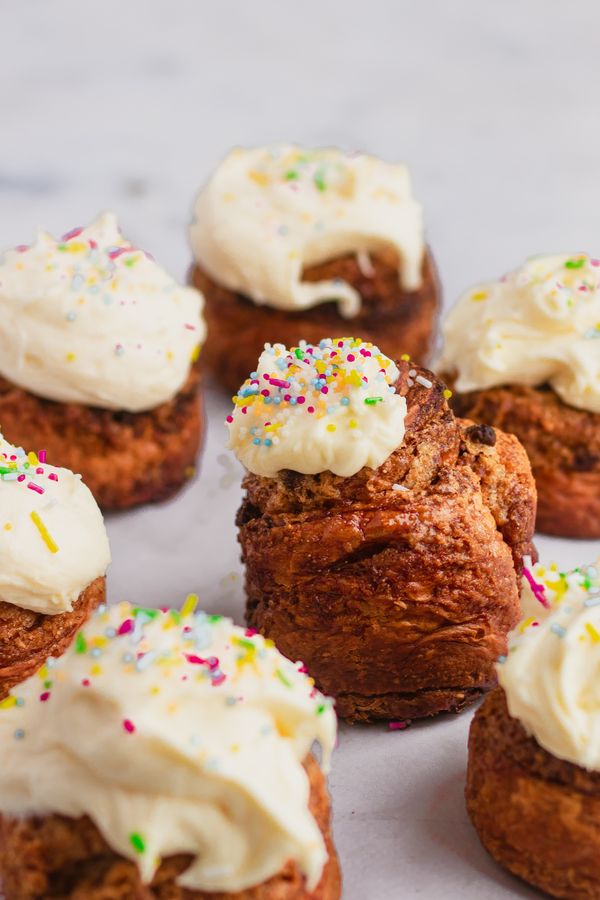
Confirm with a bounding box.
[244,628,258,637]
[81,679,90,687]
[307,406,315,414]
[283,394,291,402]
[88,239,98,250]
[226,415,234,423]
[17,474,25,483]
[389,721,408,731]
[297,663,308,674]
[261,389,270,397]
[62,226,83,242]
[38,450,47,463]
[48,473,58,482]
[39,691,51,702]
[241,407,247,415]
[212,673,227,687]
[118,618,134,636]
[15,244,29,253]
[321,386,329,394]
[184,323,196,331]
[523,567,550,609]
[36,467,44,475]
[592,259,600,267]
[347,354,356,362]
[27,483,44,495]
[296,396,305,405]
[269,379,290,389]
[185,654,207,665]
[9,455,16,461]
[123,719,135,734]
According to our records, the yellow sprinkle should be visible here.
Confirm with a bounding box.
[349,419,357,429]
[264,638,275,649]
[166,351,174,361]
[230,743,240,753]
[248,169,269,187]
[519,617,535,633]
[326,423,336,432]
[181,593,198,617]
[27,451,38,466]
[223,192,235,202]
[150,686,161,696]
[443,389,453,400]
[190,344,201,363]
[3,523,12,531]
[66,352,76,362]
[400,353,410,361]
[0,696,17,709]
[586,623,600,643]
[91,664,102,677]
[30,511,59,554]
[472,291,488,302]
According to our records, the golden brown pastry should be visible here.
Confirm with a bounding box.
[0,433,110,698]
[466,561,600,898]
[0,213,206,510]
[189,145,439,394]
[227,338,536,723]
[438,252,600,538]
[0,602,339,899]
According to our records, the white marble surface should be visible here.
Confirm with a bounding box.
[2,2,600,897]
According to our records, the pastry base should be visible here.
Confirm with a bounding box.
[466,688,600,899]
[239,362,537,723]
[0,755,341,900]
[0,367,204,511]
[192,251,440,394]
[0,576,105,699]
[450,381,600,539]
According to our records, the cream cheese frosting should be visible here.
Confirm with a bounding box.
[0,213,206,412]
[0,600,336,893]
[439,253,600,414]
[499,560,600,770]
[0,434,110,614]
[226,338,407,478]
[190,144,425,318]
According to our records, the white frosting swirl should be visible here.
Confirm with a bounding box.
[227,338,407,478]
[439,254,600,414]
[0,435,110,614]
[190,145,424,318]
[0,213,206,412]
[499,560,600,770]
[0,601,336,893]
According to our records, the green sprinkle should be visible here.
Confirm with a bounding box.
[364,397,383,405]
[57,244,68,252]
[129,832,146,854]
[169,609,182,625]
[74,633,87,654]
[0,466,14,475]
[294,348,304,359]
[43,680,52,690]
[565,258,585,269]
[314,170,326,192]
[124,257,138,268]
[133,607,160,620]
[285,170,299,181]
[276,668,292,688]
[208,614,223,623]
[316,703,326,715]
[234,637,256,650]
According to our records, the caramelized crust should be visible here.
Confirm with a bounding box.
[0,367,204,511]
[192,252,439,394]
[0,576,105,699]
[450,382,600,538]
[466,688,600,899]
[0,756,340,900]
[239,362,537,722]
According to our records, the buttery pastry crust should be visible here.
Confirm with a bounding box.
[192,252,439,394]
[0,755,340,900]
[239,362,537,722]
[0,366,204,511]
[0,576,105,699]
[450,381,600,538]
[466,688,600,899]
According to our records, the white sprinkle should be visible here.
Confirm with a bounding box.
[416,375,433,389]
[392,483,410,492]
[408,369,417,377]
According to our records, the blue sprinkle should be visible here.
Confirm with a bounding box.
[250,371,258,379]
[90,647,102,659]
[15,698,24,708]
[66,311,77,322]
[105,627,117,638]
[122,653,135,664]
[497,655,507,664]
[264,438,273,447]
[273,397,281,405]
[13,729,25,740]
[341,397,350,406]
[71,274,84,290]
[551,623,567,638]
[102,295,113,305]
[584,595,600,607]
[252,437,261,445]
[98,604,107,614]
[225,696,237,706]
[290,397,297,405]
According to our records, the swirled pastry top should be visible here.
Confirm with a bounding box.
[499,560,600,770]
[0,600,336,894]
[0,434,110,615]
[189,145,425,318]
[0,213,206,412]
[439,253,600,414]
[226,337,407,477]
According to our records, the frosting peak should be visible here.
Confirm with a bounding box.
[190,145,424,318]
[0,434,110,614]
[439,254,600,414]
[0,213,205,412]
[0,601,336,893]
[500,560,600,770]
[226,338,407,477]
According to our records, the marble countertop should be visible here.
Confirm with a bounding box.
[2,2,600,897]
